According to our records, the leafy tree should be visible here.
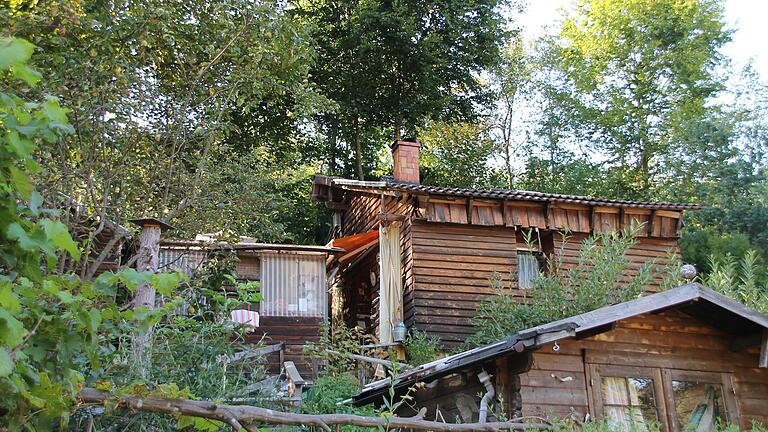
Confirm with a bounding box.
[534,0,731,198]
[419,121,503,188]
[0,37,184,430]
[298,0,514,180]
[2,0,325,265]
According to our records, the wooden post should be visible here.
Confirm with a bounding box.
[760,330,768,368]
[129,217,173,374]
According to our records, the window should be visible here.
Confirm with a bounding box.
[670,371,730,432]
[260,253,327,317]
[517,251,541,289]
[602,376,659,431]
[589,365,737,432]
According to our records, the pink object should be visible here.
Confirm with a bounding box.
[230,309,260,328]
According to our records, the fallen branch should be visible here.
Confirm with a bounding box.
[78,388,548,431]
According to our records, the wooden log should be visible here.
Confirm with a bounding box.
[78,388,548,432]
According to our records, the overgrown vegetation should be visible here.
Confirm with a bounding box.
[470,226,666,344]
[702,250,768,314]
[403,330,442,366]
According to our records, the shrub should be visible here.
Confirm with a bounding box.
[702,250,768,314]
[403,330,442,366]
[470,226,659,345]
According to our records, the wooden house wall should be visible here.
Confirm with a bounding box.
[516,310,768,428]
[246,316,322,377]
[408,220,519,347]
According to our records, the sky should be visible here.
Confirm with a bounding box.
[520,0,768,80]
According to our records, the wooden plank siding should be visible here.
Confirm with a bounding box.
[517,310,768,428]
[245,316,322,377]
[408,220,520,347]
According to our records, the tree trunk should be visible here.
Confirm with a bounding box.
[132,223,161,373]
[354,116,363,180]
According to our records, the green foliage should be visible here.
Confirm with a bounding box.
[403,330,442,366]
[680,230,755,275]
[419,122,504,188]
[0,41,185,430]
[534,0,731,196]
[3,0,327,260]
[470,226,661,345]
[77,318,268,431]
[305,321,375,376]
[702,250,768,314]
[298,0,515,179]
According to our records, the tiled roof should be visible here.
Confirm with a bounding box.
[328,177,704,210]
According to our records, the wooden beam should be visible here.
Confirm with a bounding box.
[619,207,625,230]
[589,207,596,232]
[466,198,473,224]
[326,201,347,211]
[543,202,550,229]
[379,213,407,223]
[325,349,412,369]
[647,210,656,237]
[761,330,768,368]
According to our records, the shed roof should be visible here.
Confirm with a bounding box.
[314,176,704,211]
[353,283,768,405]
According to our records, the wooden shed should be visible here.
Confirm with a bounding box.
[352,283,768,430]
[158,238,343,374]
[313,139,704,348]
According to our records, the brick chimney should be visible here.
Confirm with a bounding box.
[391,138,420,184]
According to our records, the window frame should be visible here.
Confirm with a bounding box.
[587,364,740,432]
[589,364,669,431]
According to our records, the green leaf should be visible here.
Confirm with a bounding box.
[150,272,182,296]
[0,350,14,377]
[8,166,33,199]
[41,219,80,260]
[0,38,34,70]
[10,63,41,86]
[5,130,36,158]
[0,308,26,346]
[0,282,21,313]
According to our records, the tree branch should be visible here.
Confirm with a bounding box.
[78,388,548,431]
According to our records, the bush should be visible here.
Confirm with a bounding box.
[303,374,377,431]
[702,250,768,314]
[403,330,442,366]
[470,226,663,345]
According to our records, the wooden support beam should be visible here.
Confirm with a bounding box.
[379,213,407,223]
[543,202,550,229]
[466,198,473,224]
[761,330,768,368]
[619,207,625,230]
[647,210,656,237]
[589,207,596,233]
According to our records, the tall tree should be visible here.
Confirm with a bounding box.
[534,0,731,198]
[2,0,325,268]
[298,0,513,179]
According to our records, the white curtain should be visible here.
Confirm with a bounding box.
[379,222,403,343]
[260,253,326,317]
[602,377,651,432]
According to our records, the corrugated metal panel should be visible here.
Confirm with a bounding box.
[260,253,326,317]
[158,248,208,276]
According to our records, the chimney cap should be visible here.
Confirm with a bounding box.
[390,138,420,150]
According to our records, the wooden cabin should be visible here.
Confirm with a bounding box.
[313,139,703,348]
[158,237,343,374]
[352,284,768,430]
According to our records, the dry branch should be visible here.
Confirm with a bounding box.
[78,388,548,431]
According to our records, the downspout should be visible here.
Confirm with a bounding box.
[477,369,495,423]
